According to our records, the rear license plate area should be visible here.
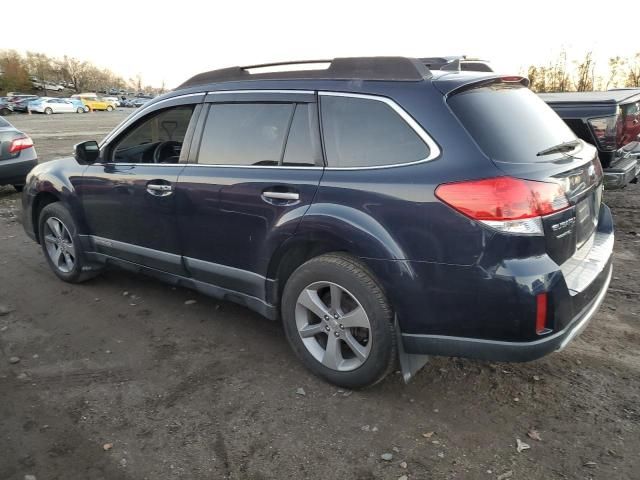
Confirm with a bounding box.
[575,186,601,248]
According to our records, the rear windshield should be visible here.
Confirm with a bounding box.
[448,83,577,163]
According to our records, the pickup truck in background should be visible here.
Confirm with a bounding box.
[540,90,640,189]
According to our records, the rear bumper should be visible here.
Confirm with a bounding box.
[603,156,637,189]
[0,158,37,185]
[383,203,615,363]
[402,261,611,362]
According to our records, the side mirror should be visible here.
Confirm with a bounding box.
[74,140,100,164]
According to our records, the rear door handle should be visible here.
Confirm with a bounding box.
[147,183,173,196]
[262,191,299,201]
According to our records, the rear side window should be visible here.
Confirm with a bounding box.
[199,103,293,166]
[448,83,577,163]
[320,95,429,168]
[283,104,322,166]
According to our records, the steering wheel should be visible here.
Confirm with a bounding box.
[152,141,182,163]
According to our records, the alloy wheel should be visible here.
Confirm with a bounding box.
[43,217,76,273]
[295,281,372,371]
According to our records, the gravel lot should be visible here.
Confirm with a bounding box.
[1,112,639,480]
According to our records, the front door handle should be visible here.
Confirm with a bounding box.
[262,191,299,201]
[147,183,173,196]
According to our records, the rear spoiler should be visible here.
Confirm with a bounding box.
[445,76,530,98]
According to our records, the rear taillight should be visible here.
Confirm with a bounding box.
[587,111,622,151]
[9,136,34,154]
[435,176,570,235]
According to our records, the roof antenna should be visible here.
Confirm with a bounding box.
[451,58,462,72]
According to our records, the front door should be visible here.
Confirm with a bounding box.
[78,101,201,275]
[176,92,324,299]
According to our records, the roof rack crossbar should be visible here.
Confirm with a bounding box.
[177,57,432,90]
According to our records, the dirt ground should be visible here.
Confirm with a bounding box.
[0,112,639,480]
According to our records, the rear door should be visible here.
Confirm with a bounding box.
[175,90,323,297]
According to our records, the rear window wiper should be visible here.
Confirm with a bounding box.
[537,139,580,157]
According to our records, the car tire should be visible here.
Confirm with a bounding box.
[281,253,396,389]
[76,107,84,113]
[38,202,103,283]
[106,105,114,112]
[44,107,53,115]
[0,107,11,116]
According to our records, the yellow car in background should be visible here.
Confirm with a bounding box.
[81,97,116,112]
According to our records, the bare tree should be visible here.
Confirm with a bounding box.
[25,51,57,95]
[574,51,595,92]
[625,53,640,87]
[58,56,91,92]
[606,56,625,89]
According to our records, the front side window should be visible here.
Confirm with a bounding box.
[111,105,195,163]
[320,95,429,168]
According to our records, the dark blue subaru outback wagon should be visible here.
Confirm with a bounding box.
[22,57,613,388]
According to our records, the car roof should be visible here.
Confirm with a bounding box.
[539,89,640,105]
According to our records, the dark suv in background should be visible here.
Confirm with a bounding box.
[22,57,613,387]
[540,89,640,189]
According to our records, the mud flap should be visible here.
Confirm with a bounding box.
[395,316,429,383]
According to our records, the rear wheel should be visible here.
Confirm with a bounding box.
[44,107,53,115]
[76,107,84,113]
[38,203,102,283]
[0,107,11,116]
[281,253,396,388]
[106,105,114,111]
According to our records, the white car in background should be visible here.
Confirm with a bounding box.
[102,96,121,107]
[28,98,86,114]
[32,81,65,92]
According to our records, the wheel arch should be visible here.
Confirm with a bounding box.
[266,210,406,306]
[31,191,61,242]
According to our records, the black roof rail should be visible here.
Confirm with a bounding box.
[177,57,432,89]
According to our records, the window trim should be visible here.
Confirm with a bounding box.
[100,89,441,170]
[318,91,441,170]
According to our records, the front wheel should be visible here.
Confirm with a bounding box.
[38,202,102,283]
[281,253,396,388]
[44,107,53,115]
[76,107,84,113]
[106,105,114,111]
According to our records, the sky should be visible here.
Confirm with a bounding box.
[3,0,638,88]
